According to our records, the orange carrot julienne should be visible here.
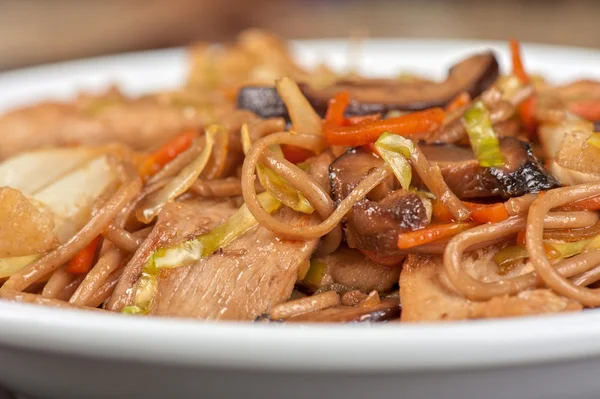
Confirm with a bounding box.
[445,92,471,112]
[66,236,103,275]
[510,39,537,136]
[138,129,198,180]
[324,108,445,146]
[325,91,350,126]
[397,222,475,249]
[510,39,530,84]
[345,113,382,125]
[568,100,600,122]
[469,203,509,224]
[281,145,314,164]
[433,201,509,224]
[516,230,527,247]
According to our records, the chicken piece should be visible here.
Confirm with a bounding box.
[151,207,320,320]
[107,199,237,311]
[0,89,233,160]
[313,246,400,293]
[149,152,333,320]
[0,187,57,257]
[551,130,600,185]
[400,254,582,322]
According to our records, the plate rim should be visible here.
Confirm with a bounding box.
[2,38,600,372]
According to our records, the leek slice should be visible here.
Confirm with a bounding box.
[463,99,505,167]
[374,132,414,190]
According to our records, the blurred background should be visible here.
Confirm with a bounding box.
[1,0,599,70]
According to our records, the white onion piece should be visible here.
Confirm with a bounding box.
[32,155,118,241]
[0,254,40,279]
[538,116,593,160]
[0,148,100,195]
[275,76,322,136]
[550,161,600,186]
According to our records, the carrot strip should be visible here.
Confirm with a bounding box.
[397,223,475,249]
[469,203,509,224]
[138,129,198,180]
[558,194,600,212]
[66,236,103,275]
[345,114,382,125]
[568,100,600,122]
[360,250,405,267]
[516,230,527,247]
[433,201,509,224]
[510,39,530,84]
[324,108,445,146]
[324,91,350,126]
[281,145,314,164]
[509,39,537,136]
[445,92,471,112]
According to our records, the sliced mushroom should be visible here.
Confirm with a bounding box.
[237,52,499,118]
[420,137,559,199]
[329,149,429,257]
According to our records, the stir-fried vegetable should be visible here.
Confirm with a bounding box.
[324,108,445,146]
[588,133,600,150]
[569,100,600,122]
[463,99,505,167]
[509,39,537,134]
[275,77,325,162]
[558,194,600,212]
[325,91,350,126]
[397,222,475,249]
[373,132,414,190]
[66,236,102,274]
[445,92,471,112]
[495,232,600,275]
[433,201,509,224]
[124,192,282,314]
[0,254,41,279]
[276,76,323,136]
[241,124,314,214]
[137,125,225,223]
[138,130,198,180]
[547,237,599,259]
[302,259,328,291]
[493,245,529,275]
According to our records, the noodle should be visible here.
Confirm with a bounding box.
[444,210,600,301]
[57,274,86,301]
[0,288,101,311]
[543,211,599,229]
[42,267,74,299]
[505,193,537,215]
[0,162,142,293]
[103,224,142,253]
[87,268,124,308]
[242,132,392,240]
[69,249,123,306]
[412,145,471,221]
[527,183,600,306]
[270,290,340,319]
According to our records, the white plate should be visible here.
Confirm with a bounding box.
[2,39,600,399]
